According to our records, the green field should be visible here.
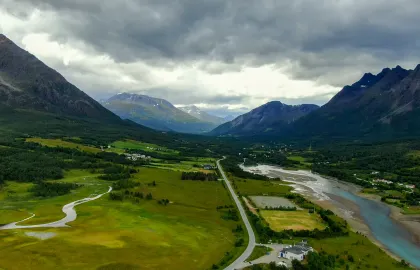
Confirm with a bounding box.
[149,157,217,172]
[231,177,292,196]
[260,210,325,231]
[310,232,410,270]
[26,138,124,154]
[0,168,243,270]
[111,140,179,155]
[402,206,420,215]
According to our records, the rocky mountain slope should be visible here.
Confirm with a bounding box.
[0,34,119,122]
[178,105,225,125]
[102,93,217,133]
[209,101,319,136]
[292,65,420,140]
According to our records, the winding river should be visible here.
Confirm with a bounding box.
[240,164,420,268]
[0,186,112,230]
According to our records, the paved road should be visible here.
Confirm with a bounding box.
[0,186,112,230]
[217,158,256,270]
[235,244,291,269]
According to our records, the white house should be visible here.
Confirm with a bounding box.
[278,241,313,261]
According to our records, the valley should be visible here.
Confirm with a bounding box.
[1,31,420,270]
[0,140,246,270]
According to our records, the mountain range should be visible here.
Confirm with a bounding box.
[291,65,420,140]
[2,33,420,143]
[178,105,227,125]
[209,102,319,136]
[210,65,420,140]
[102,93,220,133]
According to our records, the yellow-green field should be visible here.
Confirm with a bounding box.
[111,140,179,155]
[232,177,292,196]
[260,210,325,231]
[0,168,242,270]
[26,138,124,154]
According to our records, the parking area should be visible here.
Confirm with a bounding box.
[235,244,292,269]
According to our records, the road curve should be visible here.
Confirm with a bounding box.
[217,158,256,270]
[0,186,112,230]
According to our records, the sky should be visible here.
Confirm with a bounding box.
[1,0,420,117]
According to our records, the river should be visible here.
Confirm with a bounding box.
[240,164,420,268]
[0,186,112,230]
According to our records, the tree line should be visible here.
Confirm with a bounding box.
[30,182,81,197]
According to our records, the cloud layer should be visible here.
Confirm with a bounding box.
[1,0,420,116]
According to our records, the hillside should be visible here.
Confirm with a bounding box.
[291,65,420,140]
[209,101,319,136]
[102,93,217,133]
[0,34,119,122]
[178,105,226,125]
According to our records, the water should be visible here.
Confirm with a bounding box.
[241,164,420,268]
[338,190,420,268]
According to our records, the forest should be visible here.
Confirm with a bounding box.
[30,182,81,197]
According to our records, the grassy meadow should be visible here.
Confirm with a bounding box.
[26,138,124,154]
[231,177,292,196]
[309,232,410,270]
[260,210,325,231]
[0,167,243,270]
[111,139,179,155]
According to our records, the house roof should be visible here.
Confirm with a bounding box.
[282,246,305,255]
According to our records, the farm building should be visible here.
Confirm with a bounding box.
[203,164,214,170]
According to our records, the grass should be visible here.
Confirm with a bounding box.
[286,155,312,169]
[310,232,411,269]
[111,140,179,155]
[246,246,272,262]
[260,210,325,231]
[0,170,107,226]
[231,177,292,196]
[402,206,420,215]
[149,158,216,172]
[25,138,124,154]
[0,167,243,270]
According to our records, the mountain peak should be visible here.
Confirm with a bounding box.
[179,105,226,125]
[210,101,319,136]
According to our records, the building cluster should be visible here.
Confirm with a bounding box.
[203,164,215,170]
[397,183,416,190]
[372,179,415,191]
[146,146,164,151]
[278,240,313,261]
[373,179,393,185]
[124,153,151,161]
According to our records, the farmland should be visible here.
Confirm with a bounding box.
[260,210,325,231]
[0,165,242,269]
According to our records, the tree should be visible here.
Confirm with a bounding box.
[292,259,306,270]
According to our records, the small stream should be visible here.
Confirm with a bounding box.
[241,164,420,268]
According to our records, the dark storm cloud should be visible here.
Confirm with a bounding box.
[2,0,420,108]
[4,0,420,84]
